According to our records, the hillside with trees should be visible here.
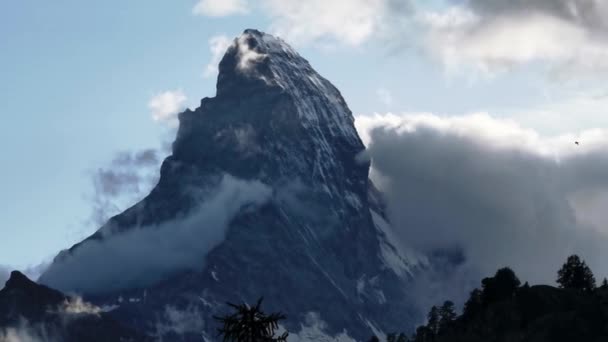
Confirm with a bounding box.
[399,255,608,342]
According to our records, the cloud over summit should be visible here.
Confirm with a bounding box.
[356,113,608,292]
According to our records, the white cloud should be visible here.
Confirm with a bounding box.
[40,174,272,293]
[195,0,408,47]
[148,89,187,126]
[235,34,266,70]
[506,89,608,135]
[419,1,608,75]
[355,112,608,299]
[262,0,392,46]
[192,0,248,17]
[203,35,234,78]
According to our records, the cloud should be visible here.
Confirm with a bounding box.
[88,149,162,227]
[505,89,608,135]
[355,112,608,305]
[204,35,234,78]
[261,0,394,47]
[0,319,57,342]
[154,305,205,338]
[148,90,187,126]
[192,0,248,17]
[191,0,413,47]
[235,34,267,70]
[40,174,272,294]
[419,0,608,75]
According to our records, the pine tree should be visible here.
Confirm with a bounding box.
[396,332,408,342]
[481,267,521,304]
[601,278,608,289]
[427,306,440,335]
[438,301,457,333]
[462,288,482,320]
[213,297,288,342]
[556,255,596,292]
[387,332,397,342]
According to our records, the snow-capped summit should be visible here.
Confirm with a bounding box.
[40,29,424,341]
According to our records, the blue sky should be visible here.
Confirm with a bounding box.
[2,0,608,269]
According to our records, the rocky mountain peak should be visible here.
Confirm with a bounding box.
[4,271,35,290]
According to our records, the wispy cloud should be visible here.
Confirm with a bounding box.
[41,174,272,293]
[192,0,249,17]
[148,89,187,127]
[203,35,233,78]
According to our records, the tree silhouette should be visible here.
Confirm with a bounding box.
[427,305,440,335]
[481,267,521,304]
[462,288,482,320]
[556,255,596,292]
[396,332,408,342]
[213,297,288,342]
[438,301,456,333]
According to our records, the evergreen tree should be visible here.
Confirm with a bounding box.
[427,306,440,335]
[213,297,288,342]
[413,326,432,342]
[481,267,521,304]
[556,255,596,292]
[387,332,397,342]
[462,288,482,320]
[396,332,408,342]
[601,278,608,289]
[368,335,380,342]
[438,301,456,333]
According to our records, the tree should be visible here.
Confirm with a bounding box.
[413,326,432,342]
[368,336,380,342]
[426,306,440,335]
[213,297,288,342]
[462,288,482,320]
[438,301,456,333]
[481,267,521,304]
[396,332,408,342]
[556,255,596,292]
[387,333,397,342]
[601,278,608,289]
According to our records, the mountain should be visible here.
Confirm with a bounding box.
[0,271,149,341]
[39,29,426,340]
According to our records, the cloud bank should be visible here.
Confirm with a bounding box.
[356,112,608,304]
[41,174,272,294]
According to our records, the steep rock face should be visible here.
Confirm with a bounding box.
[40,29,424,340]
[0,271,149,341]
